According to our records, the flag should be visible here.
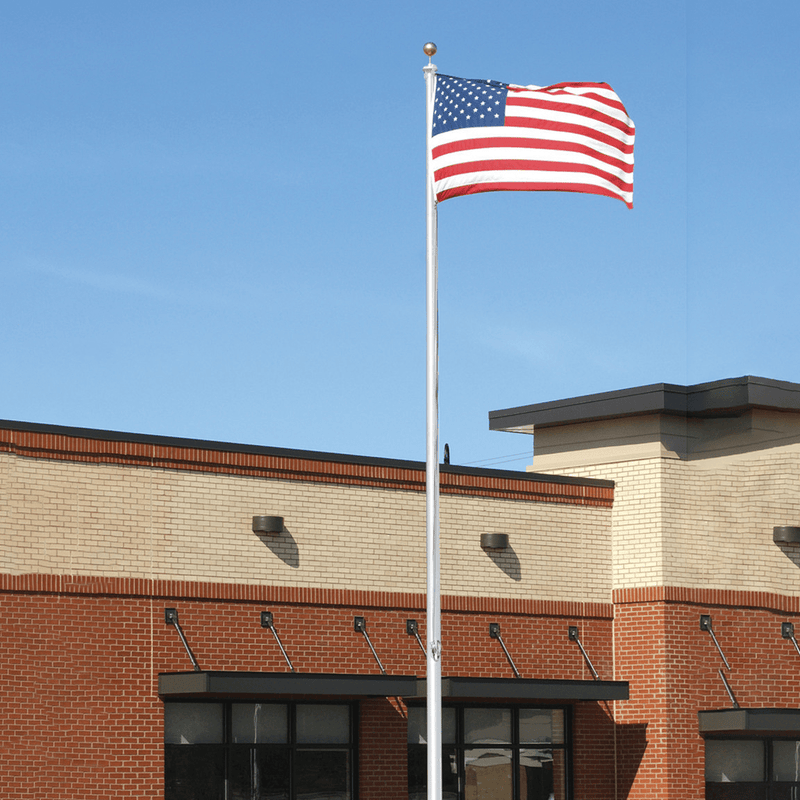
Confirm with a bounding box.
[430,74,635,208]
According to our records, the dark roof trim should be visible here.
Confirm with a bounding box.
[0,417,610,489]
[699,708,800,734]
[413,677,629,701]
[159,671,418,698]
[489,376,800,433]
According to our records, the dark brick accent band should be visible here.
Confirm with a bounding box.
[0,426,613,507]
[1,573,614,620]
[614,585,800,614]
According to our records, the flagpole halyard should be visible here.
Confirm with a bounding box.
[423,41,443,800]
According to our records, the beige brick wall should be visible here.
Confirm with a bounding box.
[1,451,612,603]
[546,458,666,590]
[537,446,800,595]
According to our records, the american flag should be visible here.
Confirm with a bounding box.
[430,74,635,208]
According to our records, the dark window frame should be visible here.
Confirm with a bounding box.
[164,700,358,800]
[407,703,572,800]
[704,736,800,800]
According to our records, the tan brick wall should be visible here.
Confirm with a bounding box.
[2,450,612,602]
[539,457,667,590]
[538,447,800,596]
[0,447,10,573]
[662,450,800,594]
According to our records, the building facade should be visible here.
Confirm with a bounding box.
[491,375,800,800]
[3,375,800,798]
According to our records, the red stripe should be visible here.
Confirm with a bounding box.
[503,115,634,155]
[520,83,628,117]
[536,81,612,92]
[437,180,633,209]
[434,158,632,193]
[506,95,635,138]
[432,136,633,174]
[510,81,630,115]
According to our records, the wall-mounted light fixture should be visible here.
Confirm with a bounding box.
[774,526,800,544]
[481,533,509,551]
[253,515,284,534]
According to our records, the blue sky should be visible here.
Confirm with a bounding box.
[2,1,799,468]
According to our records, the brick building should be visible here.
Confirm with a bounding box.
[3,375,800,799]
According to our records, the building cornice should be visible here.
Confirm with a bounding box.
[490,375,800,434]
[0,420,612,506]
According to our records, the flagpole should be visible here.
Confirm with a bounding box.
[423,41,442,800]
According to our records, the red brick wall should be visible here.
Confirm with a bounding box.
[359,698,409,800]
[614,591,800,800]
[573,701,617,799]
[0,577,616,799]
[0,592,163,799]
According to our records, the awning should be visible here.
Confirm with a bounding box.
[411,677,628,701]
[159,672,629,702]
[699,708,800,734]
[159,671,417,698]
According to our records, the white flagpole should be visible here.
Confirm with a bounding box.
[422,41,442,800]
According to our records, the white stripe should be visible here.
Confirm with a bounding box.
[506,104,634,146]
[433,146,632,188]
[435,167,633,204]
[513,83,621,101]
[431,125,634,166]
[509,85,633,128]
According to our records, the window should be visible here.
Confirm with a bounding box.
[164,702,355,800]
[705,738,800,800]
[408,706,569,800]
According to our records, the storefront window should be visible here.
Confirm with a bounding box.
[704,739,800,800]
[408,706,568,800]
[165,702,354,800]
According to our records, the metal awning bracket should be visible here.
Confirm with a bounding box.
[406,619,427,657]
[718,668,740,708]
[489,623,520,679]
[782,622,800,658]
[261,611,296,672]
[354,616,386,675]
[568,626,599,680]
[700,615,732,670]
[164,608,201,672]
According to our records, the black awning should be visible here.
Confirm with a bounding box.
[413,677,629,701]
[699,708,800,734]
[159,671,418,698]
[159,672,628,702]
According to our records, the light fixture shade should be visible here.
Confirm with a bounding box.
[253,515,284,534]
[774,526,800,544]
[481,533,509,551]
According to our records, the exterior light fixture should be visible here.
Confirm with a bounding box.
[774,526,800,544]
[253,515,284,534]
[481,533,509,551]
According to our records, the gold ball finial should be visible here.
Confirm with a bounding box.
[423,42,437,57]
